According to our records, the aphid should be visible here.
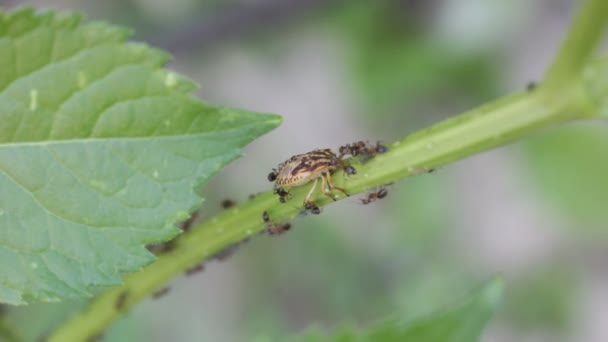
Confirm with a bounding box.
[115,290,129,310]
[269,149,352,208]
[185,263,205,276]
[361,187,389,205]
[152,287,170,299]
[221,199,237,209]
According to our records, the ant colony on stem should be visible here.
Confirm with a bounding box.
[267,141,388,214]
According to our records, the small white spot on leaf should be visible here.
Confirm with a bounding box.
[153,170,159,178]
[30,262,38,269]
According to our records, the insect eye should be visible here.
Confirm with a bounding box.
[267,171,277,182]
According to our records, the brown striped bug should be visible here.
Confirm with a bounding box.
[268,148,356,210]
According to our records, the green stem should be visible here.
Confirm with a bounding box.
[48,1,608,341]
[543,0,608,89]
[48,65,602,342]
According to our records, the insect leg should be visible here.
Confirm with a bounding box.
[304,178,319,205]
[326,171,349,197]
[320,174,337,201]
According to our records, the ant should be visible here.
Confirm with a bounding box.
[361,187,389,205]
[220,199,237,209]
[185,263,205,276]
[339,141,388,163]
[262,210,292,235]
[152,287,170,299]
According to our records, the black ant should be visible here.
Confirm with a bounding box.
[262,210,292,235]
[274,187,290,203]
[115,290,129,310]
[304,202,321,215]
[339,141,387,162]
[361,187,389,205]
[221,199,236,209]
[185,263,205,276]
[152,287,170,299]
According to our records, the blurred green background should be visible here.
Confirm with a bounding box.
[3,0,608,341]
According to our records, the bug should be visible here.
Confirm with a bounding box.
[115,290,129,310]
[263,210,292,235]
[220,199,236,209]
[304,201,321,215]
[185,263,205,276]
[361,187,389,205]
[339,141,388,163]
[152,287,170,299]
[268,148,355,209]
[210,243,240,261]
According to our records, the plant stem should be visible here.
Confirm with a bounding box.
[48,0,608,340]
[543,0,608,89]
[48,63,604,342]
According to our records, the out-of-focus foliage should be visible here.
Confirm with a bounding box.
[504,267,576,333]
[326,1,499,124]
[289,278,502,342]
[523,124,608,228]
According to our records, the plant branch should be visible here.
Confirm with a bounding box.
[543,0,608,89]
[48,57,608,342]
[48,1,608,340]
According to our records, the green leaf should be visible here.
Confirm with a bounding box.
[291,278,503,342]
[0,8,281,305]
